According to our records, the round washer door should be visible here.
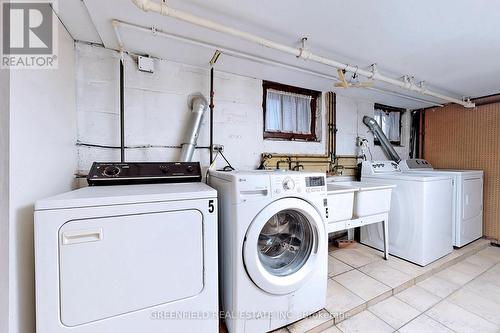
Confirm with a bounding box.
[243,197,326,295]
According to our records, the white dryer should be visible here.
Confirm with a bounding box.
[34,183,218,333]
[399,159,483,247]
[208,170,327,333]
[361,161,453,266]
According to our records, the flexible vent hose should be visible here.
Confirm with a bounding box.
[363,116,401,162]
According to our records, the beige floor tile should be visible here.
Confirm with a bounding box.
[426,300,499,333]
[287,310,333,333]
[464,277,500,303]
[319,325,342,333]
[324,279,365,320]
[368,296,420,330]
[271,328,290,333]
[336,310,393,333]
[436,261,485,286]
[447,288,500,326]
[359,261,413,288]
[330,248,380,268]
[356,243,385,256]
[395,285,441,312]
[328,256,354,277]
[477,246,500,263]
[333,270,391,301]
[424,254,459,275]
[487,262,500,276]
[463,253,497,270]
[475,269,499,285]
[384,255,429,277]
[417,276,460,298]
[398,314,453,333]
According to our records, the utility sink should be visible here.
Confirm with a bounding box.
[333,181,395,217]
[326,183,357,223]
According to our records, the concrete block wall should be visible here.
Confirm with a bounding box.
[75,43,328,173]
[75,42,412,177]
[336,94,411,161]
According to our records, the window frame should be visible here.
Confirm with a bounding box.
[373,103,405,147]
[262,81,321,141]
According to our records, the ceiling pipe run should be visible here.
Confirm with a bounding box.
[112,20,444,108]
[131,0,474,108]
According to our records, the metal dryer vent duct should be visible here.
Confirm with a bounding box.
[179,94,209,162]
[363,116,401,162]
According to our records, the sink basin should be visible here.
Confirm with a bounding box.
[333,181,395,217]
[326,183,358,222]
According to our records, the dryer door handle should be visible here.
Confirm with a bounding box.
[61,228,103,245]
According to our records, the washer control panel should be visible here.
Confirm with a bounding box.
[399,159,434,171]
[271,174,326,197]
[87,162,202,186]
[362,160,401,175]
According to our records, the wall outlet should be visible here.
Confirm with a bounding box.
[212,144,224,153]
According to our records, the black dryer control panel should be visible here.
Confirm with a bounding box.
[87,162,202,186]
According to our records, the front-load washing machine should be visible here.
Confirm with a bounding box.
[361,161,453,266]
[34,183,218,333]
[208,170,327,333]
[399,158,484,247]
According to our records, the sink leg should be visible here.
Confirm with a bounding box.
[382,219,389,260]
[347,228,355,241]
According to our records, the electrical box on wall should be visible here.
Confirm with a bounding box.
[138,56,154,73]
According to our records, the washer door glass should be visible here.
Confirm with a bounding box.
[257,209,313,277]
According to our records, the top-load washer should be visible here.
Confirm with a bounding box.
[208,170,327,333]
[399,159,484,247]
[361,161,453,266]
[34,183,218,333]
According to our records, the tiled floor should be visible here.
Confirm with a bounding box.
[278,238,500,333]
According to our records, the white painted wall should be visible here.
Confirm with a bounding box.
[335,94,411,161]
[76,43,326,172]
[75,43,413,175]
[0,67,10,333]
[7,22,77,333]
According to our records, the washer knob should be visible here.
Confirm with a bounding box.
[282,178,295,190]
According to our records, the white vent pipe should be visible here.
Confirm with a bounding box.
[179,94,209,162]
[131,0,474,108]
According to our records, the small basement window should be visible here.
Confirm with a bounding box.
[373,103,404,146]
[263,81,320,141]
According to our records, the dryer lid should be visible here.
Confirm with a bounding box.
[35,183,216,210]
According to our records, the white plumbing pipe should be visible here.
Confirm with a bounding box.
[366,87,443,107]
[131,0,474,108]
[112,19,444,107]
[112,19,124,51]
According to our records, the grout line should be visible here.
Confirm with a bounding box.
[438,263,500,327]
[422,299,463,333]
[397,313,460,333]
[299,242,492,331]
[366,307,406,331]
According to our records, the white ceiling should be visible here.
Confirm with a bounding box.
[56,0,500,109]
